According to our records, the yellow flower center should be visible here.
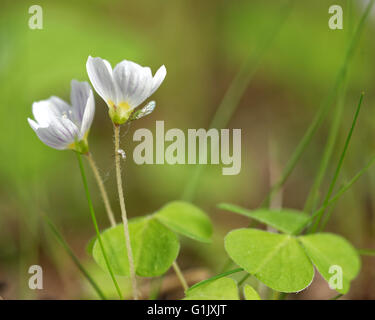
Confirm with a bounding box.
[107,100,133,125]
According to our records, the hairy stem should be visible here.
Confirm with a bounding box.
[172,261,188,292]
[113,124,138,300]
[75,152,123,299]
[86,153,116,227]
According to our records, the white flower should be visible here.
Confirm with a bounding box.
[28,80,95,153]
[86,56,166,124]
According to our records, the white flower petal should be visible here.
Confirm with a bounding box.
[113,60,153,108]
[86,56,116,105]
[70,80,92,125]
[150,65,166,95]
[49,96,71,115]
[130,67,154,107]
[32,97,72,127]
[28,118,70,150]
[79,90,95,140]
[32,100,56,127]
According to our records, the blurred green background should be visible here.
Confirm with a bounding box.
[0,0,374,299]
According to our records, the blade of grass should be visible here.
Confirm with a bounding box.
[237,273,251,287]
[187,268,244,292]
[262,0,374,207]
[305,0,354,214]
[235,158,375,291]
[293,154,375,234]
[304,78,349,213]
[309,93,364,233]
[76,152,123,300]
[181,1,293,201]
[44,216,106,300]
[358,249,375,256]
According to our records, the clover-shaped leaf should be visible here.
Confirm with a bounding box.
[225,229,314,292]
[156,201,213,243]
[92,216,180,277]
[243,284,261,300]
[219,203,310,234]
[298,233,360,294]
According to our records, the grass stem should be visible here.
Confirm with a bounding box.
[262,0,374,207]
[310,93,364,232]
[44,216,106,300]
[188,268,244,292]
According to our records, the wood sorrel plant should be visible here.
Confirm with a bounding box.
[28,79,123,298]
[86,56,168,299]
[28,0,375,301]
[29,58,214,300]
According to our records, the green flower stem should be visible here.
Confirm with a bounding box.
[75,151,123,300]
[86,153,116,227]
[172,261,188,292]
[262,0,374,207]
[113,124,138,300]
[181,1,292,202]
[44,216,106,300]
[310,93,364,233]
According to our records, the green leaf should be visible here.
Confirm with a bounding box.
[225,229,314,292]
[243,284,261,300]
[155,201,213,243]
[184,277,239,300]
[92,216,180,277]
[298,233,361,294]
[219,203,310,234]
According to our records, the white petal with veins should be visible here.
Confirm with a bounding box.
[28,80,96,151]
[86,56,166,117]
[86,56,116,106]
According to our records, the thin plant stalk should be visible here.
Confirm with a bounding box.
[358,249,375,256]
[75,151,123,299]
[172,261,188,292]
[304,0,353,213]
[86,152,116,227]
[310,93,364,233]
[44,216,107,300]
[304,78,349,213]
[113,124,138,300]
[262,0,374,207]
[188,268,244,291]
[293,154,375,235]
